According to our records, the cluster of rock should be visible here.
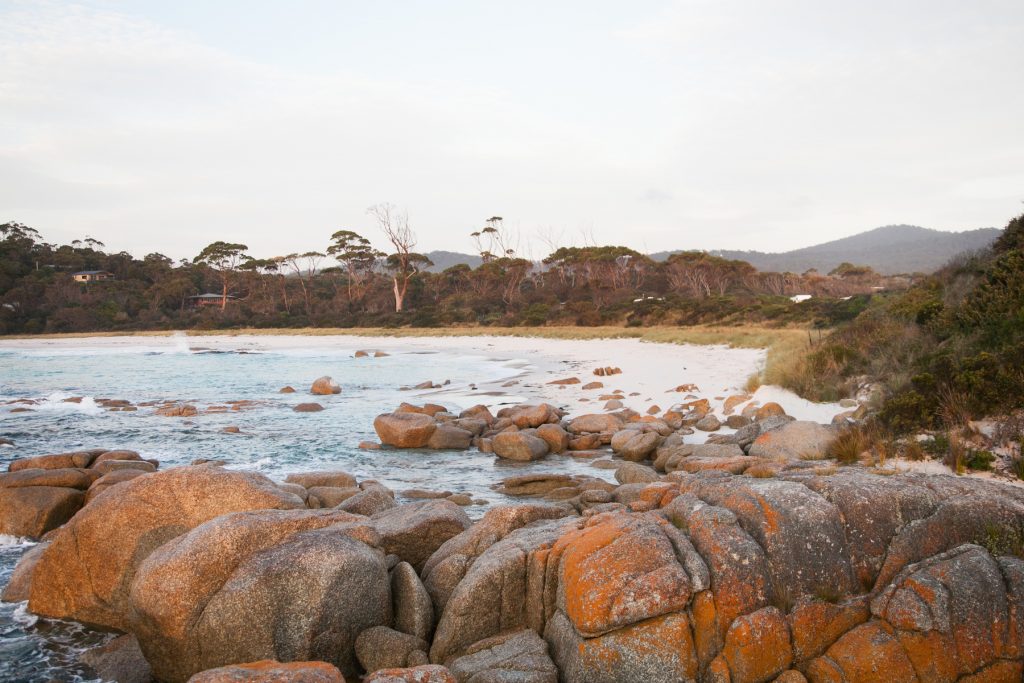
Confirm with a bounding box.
[4,459,1024,683]
[373,402,579,461]
[0,448,157,538]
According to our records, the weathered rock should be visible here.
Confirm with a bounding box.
[279,386,296,393]
[311,376,342,395]
[375,413,438,448]
[492,432,549,462]
[535,424,570,454]
[333,486,391,516]
[187,660,345,683]
[392,561,435,641]
[567,413,624,435]
[286,471,357,489]
[27,467,304,631]
[8,450,104,472]
[747,420,835,459]
[0,486,85,539]
[422,504,571,612]
[372,500,472,571]
[545,610,698,683]
[80,634,152,683]
[430,517,576,663]
[356,626,429,673]
[611,431,660,462]
[755,402,786,420]
[156,403,198,417]
[552,512,697,637]
[726,414,751,429]
[92,459,157,475]
[129,509,388,681]
[1,467,96,490]
[695,414,722,432]
[427,424,474,450]
[85,468,149,503]
[498,404,560,429]
[1,541,49,602]
[459,405,495,425]
[720,606,792,683]
[307,486,361,507]
[615,462,660,484]
[447,629,558,683]
[364,665,456,683]
[293,402,325,412]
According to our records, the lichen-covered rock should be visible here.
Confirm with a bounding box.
[187,660,345,683]
[551,512,697,637]
[27,467,304,631]
[719,606,792,683]
[545,610,698,683]
[129,509,388,681]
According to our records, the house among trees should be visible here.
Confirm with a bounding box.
[188,293,237,307]
[72,270,114,283]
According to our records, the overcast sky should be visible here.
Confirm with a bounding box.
[2,1,1022,262]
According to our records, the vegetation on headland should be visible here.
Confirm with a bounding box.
[779,211,1024,435]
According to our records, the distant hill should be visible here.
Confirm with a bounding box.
[650,225,1002,275]
[423,250,482,272]
[426,225,1002,275]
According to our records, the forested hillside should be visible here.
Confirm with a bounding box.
[0,221,908,335]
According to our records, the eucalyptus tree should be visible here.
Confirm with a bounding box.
[194,241,251,310]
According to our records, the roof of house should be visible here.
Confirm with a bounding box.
[72,270,113,276]
[188,293,238,299]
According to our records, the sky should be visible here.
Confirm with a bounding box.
[2,0,1023,262]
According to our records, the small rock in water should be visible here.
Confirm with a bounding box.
[222,426,241,434]
[293,402,325,412]
[310,376,341,395]
[279,386,296,393]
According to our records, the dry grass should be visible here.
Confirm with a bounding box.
[828,426,871,465]
[945,432,967,475]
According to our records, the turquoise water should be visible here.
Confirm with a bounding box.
[0,335,609,682]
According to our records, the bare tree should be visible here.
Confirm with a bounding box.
[369,203,418,312]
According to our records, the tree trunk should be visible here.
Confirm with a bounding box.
[393,276,405,312]
[221,277,228,311]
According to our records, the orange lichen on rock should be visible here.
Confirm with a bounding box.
[721,606,792,683]
[554,512,692,637]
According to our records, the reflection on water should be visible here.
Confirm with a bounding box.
[0,338,611,681]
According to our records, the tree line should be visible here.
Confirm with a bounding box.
[0,206,911,335]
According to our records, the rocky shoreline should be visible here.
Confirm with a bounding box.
[3,394,1024,682]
